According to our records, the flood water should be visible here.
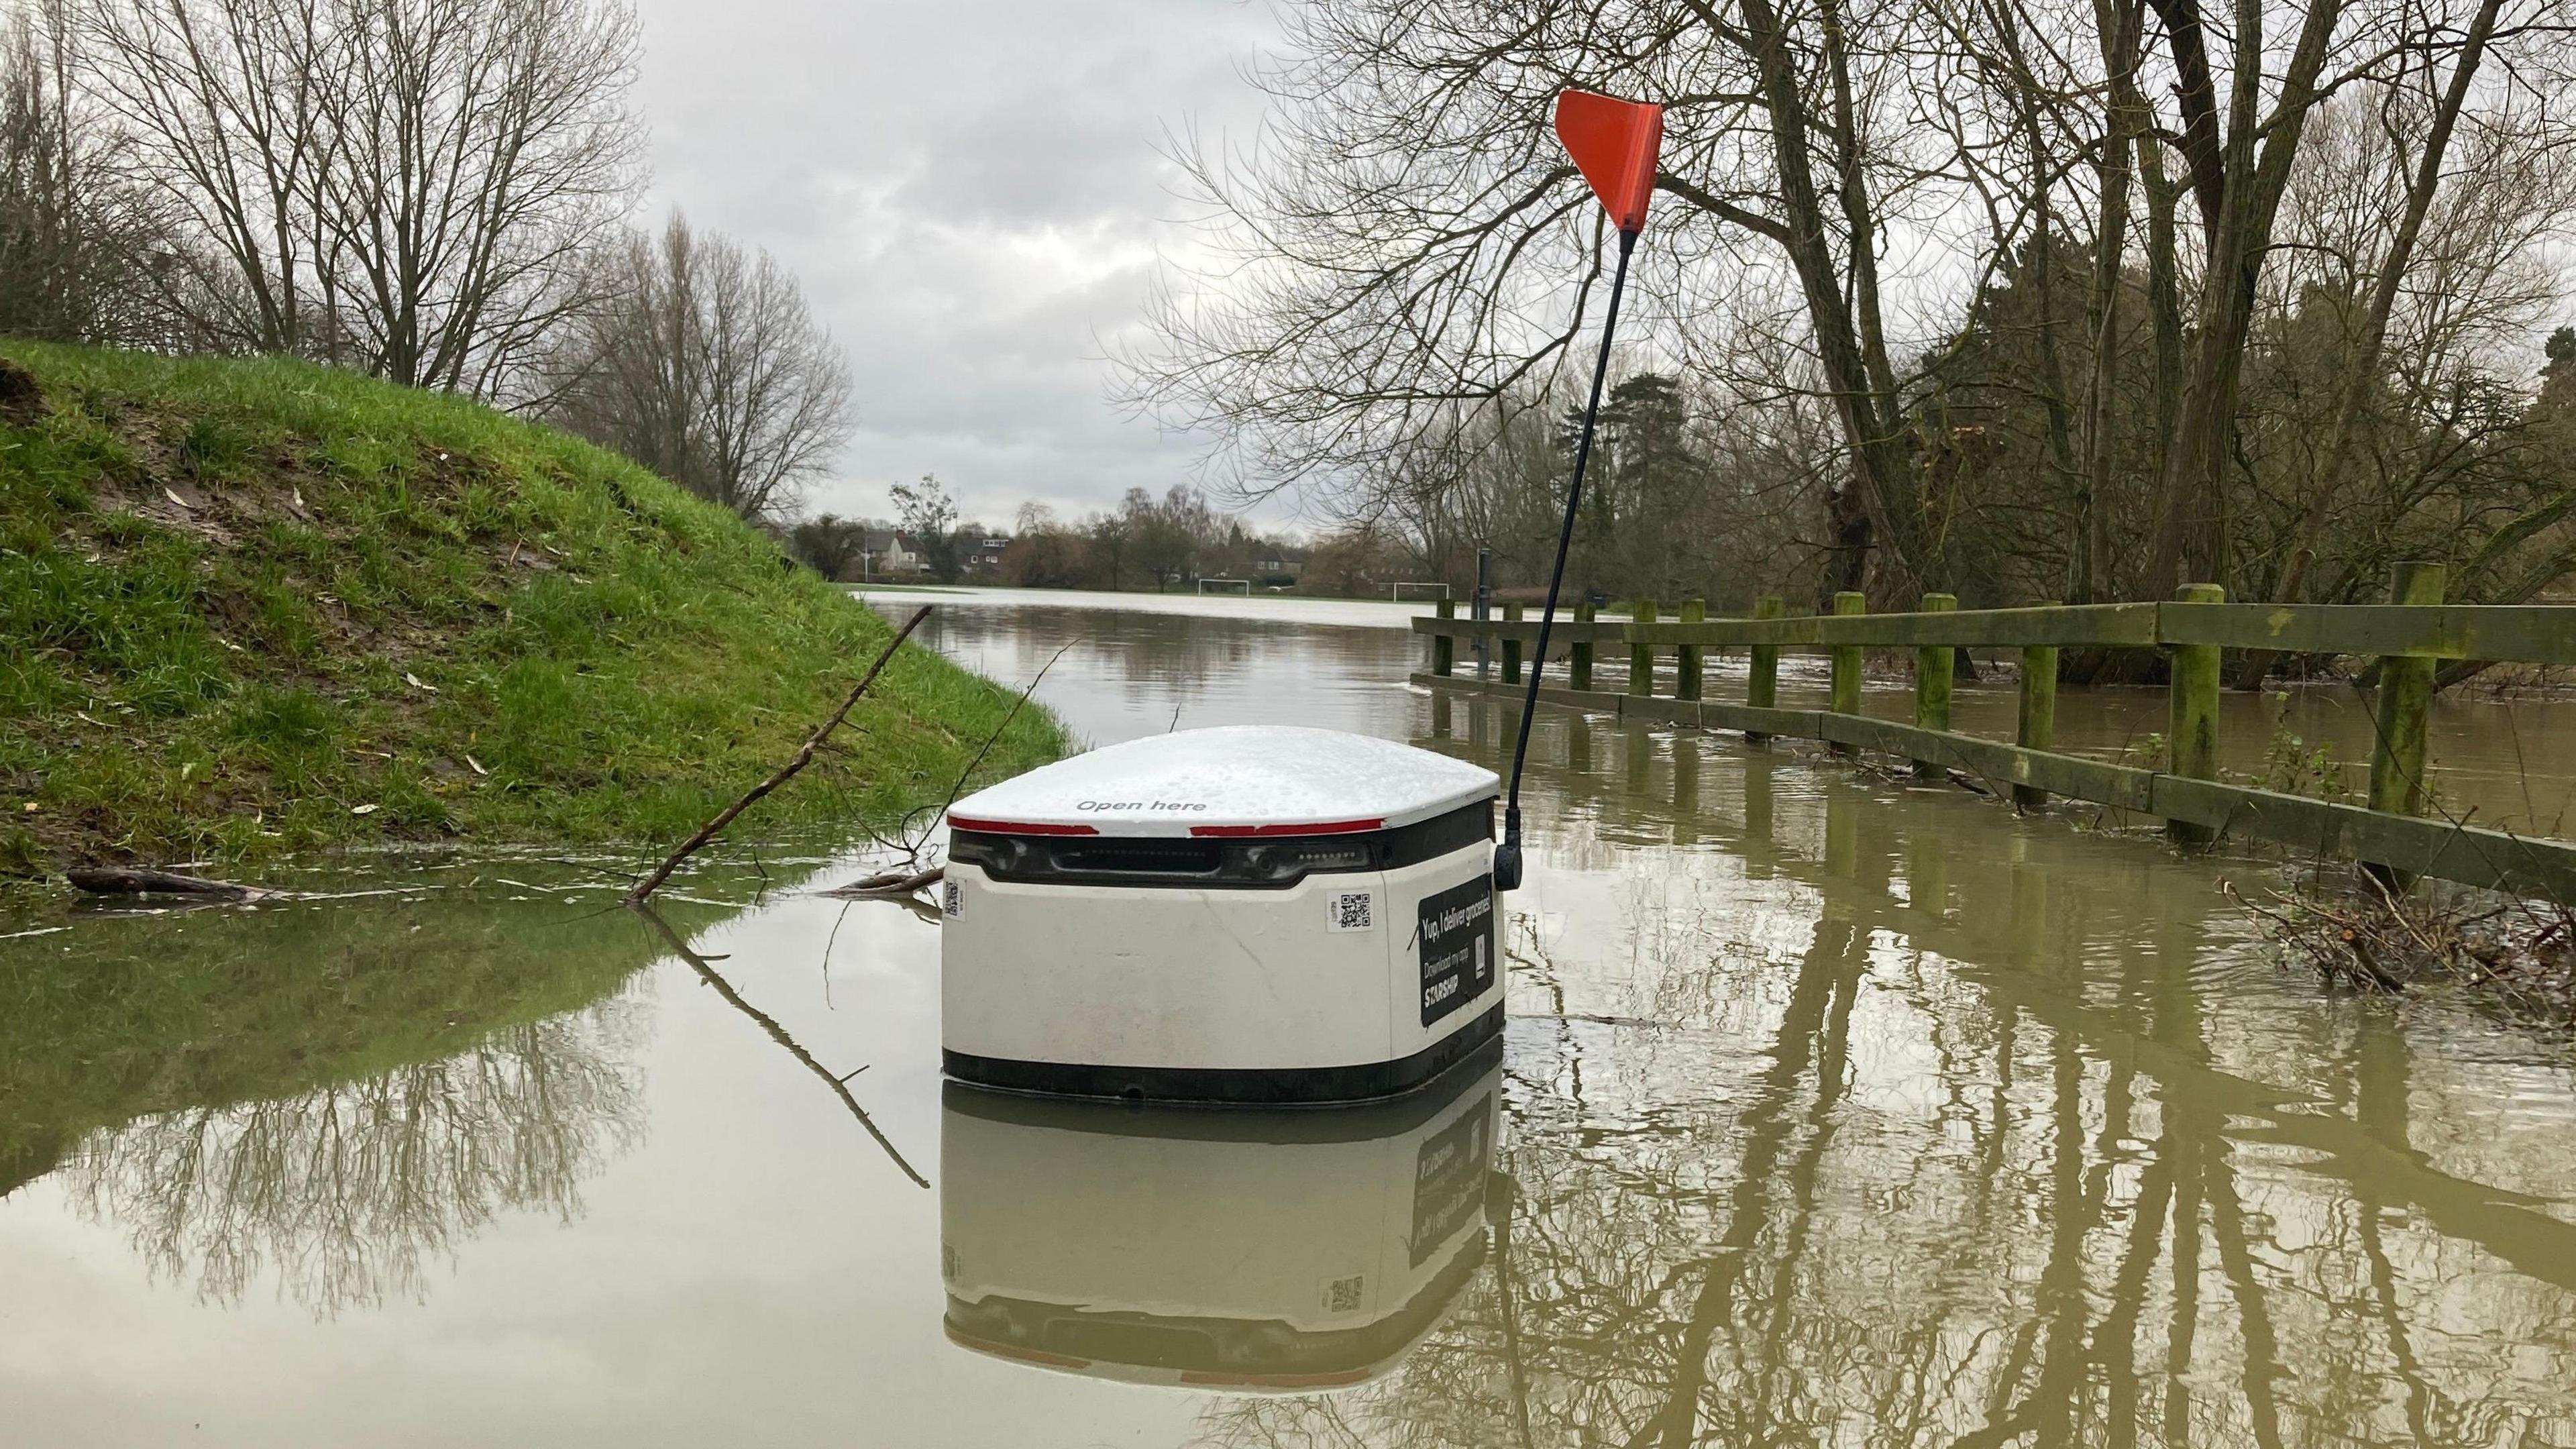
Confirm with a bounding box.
[5,586,2575,1446]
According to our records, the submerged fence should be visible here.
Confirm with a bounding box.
[1413,565,2576,901]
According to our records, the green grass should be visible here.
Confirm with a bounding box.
[0,339,1067,876]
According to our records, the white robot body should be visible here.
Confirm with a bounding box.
[941,727,1501,1104]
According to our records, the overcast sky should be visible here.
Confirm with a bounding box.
[629,0,1279,531]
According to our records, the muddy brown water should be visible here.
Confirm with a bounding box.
[3,586,2573,1446]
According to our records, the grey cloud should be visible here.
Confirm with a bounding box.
[628,0,1281,525]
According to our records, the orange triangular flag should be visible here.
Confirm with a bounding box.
[1554,90,1664,233]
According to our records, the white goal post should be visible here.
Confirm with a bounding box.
[1197,577,1254,595]
[1389,581,1452,602]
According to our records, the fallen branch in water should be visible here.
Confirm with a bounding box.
[826,865,944,898]
[66,867,282,902]
[627,605,931,905]
[2224,875,2576,1026]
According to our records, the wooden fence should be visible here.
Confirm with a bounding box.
[1413,565,2576,902]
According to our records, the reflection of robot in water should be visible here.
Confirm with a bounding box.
[940,1044,1501,1391]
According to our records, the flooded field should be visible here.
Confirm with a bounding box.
[5,588,2574,1446]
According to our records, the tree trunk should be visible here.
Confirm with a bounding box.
[2078,0,2145,606]
[2030,174,2083,594]
[2138,136,2185,471]
[1725,0,1920,604]
[2237,0,2502,688]
[2145,0,2353,599]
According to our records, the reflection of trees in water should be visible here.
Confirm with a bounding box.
[66,997,646,1317]
[1199,739,2576,1446]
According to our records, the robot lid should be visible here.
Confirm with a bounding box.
[947,726,1498,840]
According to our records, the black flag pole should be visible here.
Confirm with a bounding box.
[1491,87,1660,892]
[1493,223,1636,892]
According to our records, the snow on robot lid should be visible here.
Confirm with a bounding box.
[948,726,1498,839]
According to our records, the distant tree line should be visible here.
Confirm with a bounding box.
[998,486,1311,592]
[0,0,852,525]
[786,475,1325,593]
[1124,0,2576,683]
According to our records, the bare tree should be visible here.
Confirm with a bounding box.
[889,472,962,580]
[312,0,641,393]
[1120,0,2565,617]
[1123,484,1216,590]
[0,0,174,345]
[2238,0,2509,683]
[76,0,643,395]
[1084,508,1131,588]
[73,0,327,354]
[1114,0,2043,604]
[539,213,855,523]
[2138,0,2383,595]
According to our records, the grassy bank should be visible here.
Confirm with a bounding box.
[0,339,1067,877]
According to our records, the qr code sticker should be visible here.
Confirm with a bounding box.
[942,879,963,918]
[1322,1274,1365,1314]
[1328,890,1374,931]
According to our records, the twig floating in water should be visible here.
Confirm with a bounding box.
[626,605,932,904]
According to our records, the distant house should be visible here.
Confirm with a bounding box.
[863,528,923,577]
[1253,557,1305,581]
[965,535,1010,572]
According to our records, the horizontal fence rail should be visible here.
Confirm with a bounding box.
[1417,599,2576,659]
[1413,574,2576,901]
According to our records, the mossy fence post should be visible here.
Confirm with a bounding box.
[1571,598,1595,691]
[2015,608,2059,813]
[1912,592,1955,777]
[2167,582,2226,845]
[1677,597,1705,700]
[1828,591,1865,756]
[1629,598,1658,698]
[1746,596,1784,742]
[2367,561,2446,890]
[1405,575,2576,900]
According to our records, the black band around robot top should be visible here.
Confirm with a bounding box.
[950,800,1493,890]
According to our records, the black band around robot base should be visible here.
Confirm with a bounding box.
[941,1004,1505,1106]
